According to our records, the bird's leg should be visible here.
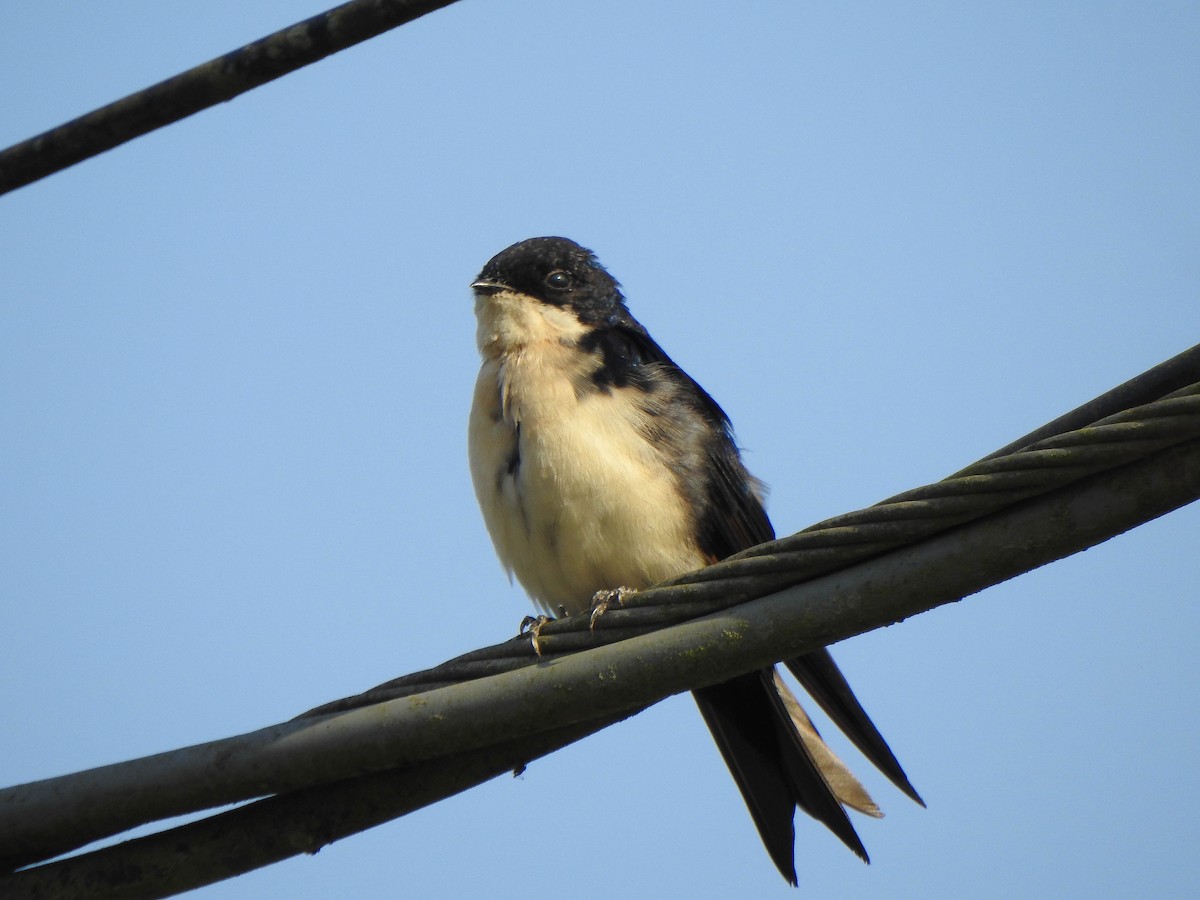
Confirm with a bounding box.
[589,586,638,630]
[519,614,555,656]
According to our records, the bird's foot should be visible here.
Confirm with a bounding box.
[589,586,637,630]
[520,614,555,656]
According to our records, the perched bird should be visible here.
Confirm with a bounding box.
[467,236,921,884]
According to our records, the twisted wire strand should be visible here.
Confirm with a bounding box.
[4,350,1197,896]
[304,380,1200,717]
[974,344,1200,463]
[6,436,1197,899]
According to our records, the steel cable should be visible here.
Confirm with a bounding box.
[303,380,1200,716]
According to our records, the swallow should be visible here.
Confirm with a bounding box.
[467,236,922,884]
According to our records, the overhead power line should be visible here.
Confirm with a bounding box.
[0,0,460,196]
[2,344,1198,899]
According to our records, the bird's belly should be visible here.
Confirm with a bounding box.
[470,365,703,616]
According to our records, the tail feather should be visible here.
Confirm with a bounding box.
[693,669,870,885]
[770,670,882,818]
[786,651,925,807]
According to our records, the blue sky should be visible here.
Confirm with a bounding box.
[2,2,1198,897]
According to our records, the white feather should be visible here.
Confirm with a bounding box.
[469,289,703,615]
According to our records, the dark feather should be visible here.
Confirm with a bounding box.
[574,311,917,880]
[579,317,773,557]
[695,671,871,885]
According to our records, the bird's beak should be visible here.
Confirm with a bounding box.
[471,279,506,295]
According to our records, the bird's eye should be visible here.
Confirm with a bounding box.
[544,270,571,291]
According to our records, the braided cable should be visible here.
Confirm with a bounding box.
[3,348,1197,895]
[304,379,1200,716]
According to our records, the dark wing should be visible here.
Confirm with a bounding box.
[583,315,919,882]
[579,316,773,558]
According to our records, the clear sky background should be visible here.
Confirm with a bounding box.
[2,3,1199,898]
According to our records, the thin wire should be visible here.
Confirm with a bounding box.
[0,0,459,195]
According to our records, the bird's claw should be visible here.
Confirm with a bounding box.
[520,614,555,656]
[589,586,637,630]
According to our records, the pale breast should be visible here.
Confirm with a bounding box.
[469,344,704,616]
